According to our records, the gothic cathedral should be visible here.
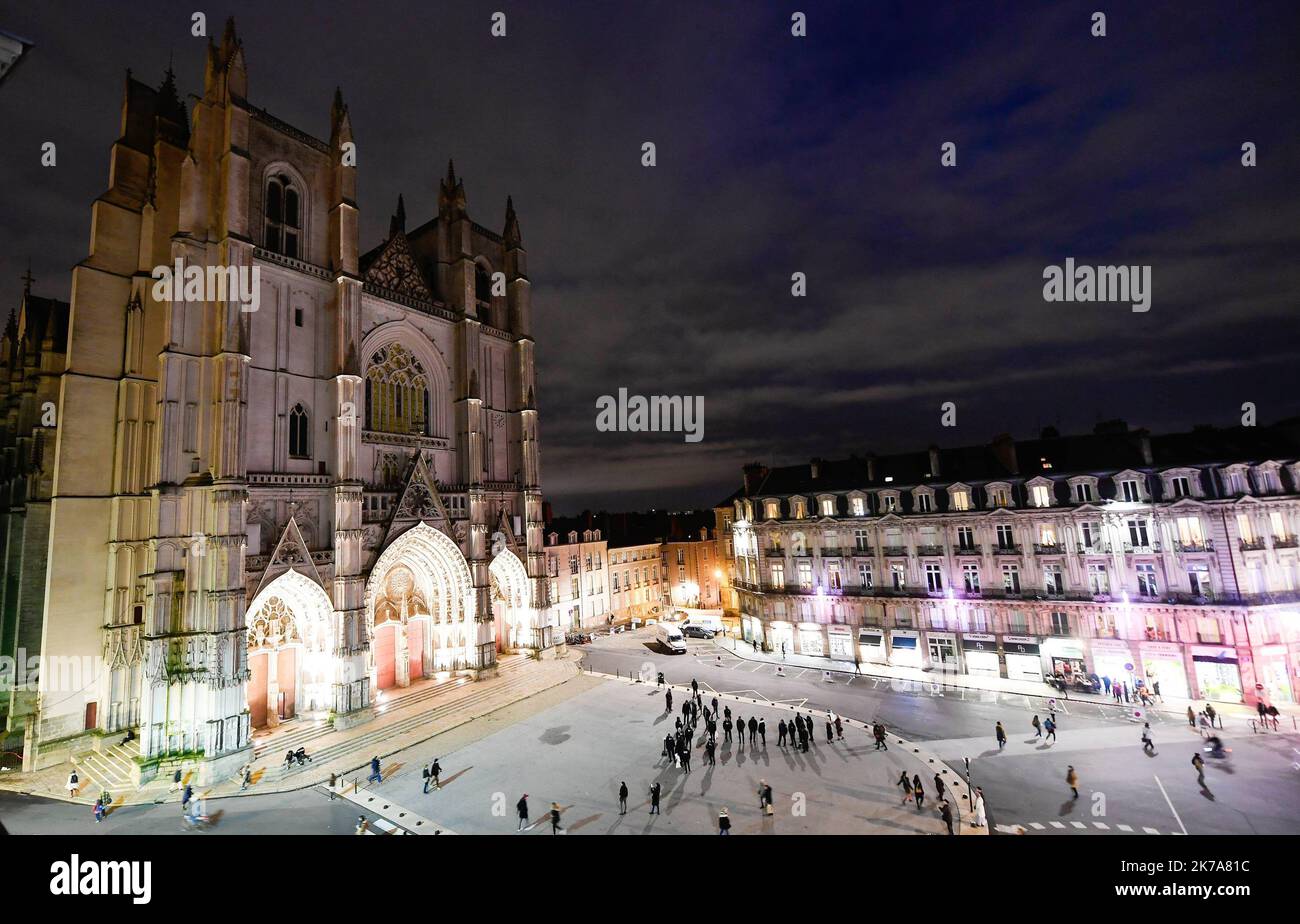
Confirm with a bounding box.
[0,20,553,783]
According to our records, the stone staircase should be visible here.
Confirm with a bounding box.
[275,655,534,781]
[75,737,140,793]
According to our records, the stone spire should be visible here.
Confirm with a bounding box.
[439,158,467,218]
[503,195,521,247]
[389,193,406,236]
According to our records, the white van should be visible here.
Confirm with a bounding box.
[655,623,687,654]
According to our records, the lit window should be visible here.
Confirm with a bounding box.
[264,174,301,259]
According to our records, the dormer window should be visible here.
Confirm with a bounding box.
[849,495,866,516]
[1119,478,1143,503]
[819,496,836,517]
[1221,468,1249,496]
[1030,484,1053,508]
[914,491,933,513]
[265,174,301,259]
[1070,478,1096,503]
[764,500,780,520]
[949,487,971,511]
[987,484,1012,508]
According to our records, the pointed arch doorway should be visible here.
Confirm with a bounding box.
[490,548,531,652]
[245,569,336,729]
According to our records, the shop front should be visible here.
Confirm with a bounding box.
[1003,635,1042,681]
[926,631,959,673]
[1253,644,1294,704]
[1192,645,1244,703]
[827,624,854,659]
[858,627,887,664]
[888,629,922,668]
[768,620,795,657]
[798,622,825,657]
[1140,641,1190,700]
[1090,638,1137,691]
[962,633,1000,678]
[742,614,762,645]
[1043,636,1086,681]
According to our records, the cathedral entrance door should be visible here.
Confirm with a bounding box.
[374,623,397,690]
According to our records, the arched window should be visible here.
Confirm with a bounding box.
[265,174,301,259]
[475,263,492,302]
[289,404,310,458]
[366,344,430,436]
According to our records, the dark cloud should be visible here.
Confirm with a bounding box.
[3,1,1296,513]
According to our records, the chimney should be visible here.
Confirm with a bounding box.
[742,462,768,495]
[866,453,877,482]
[1135,429,1154,465]
[991,433,1019,475]
[810,457,822,479]
[927,445,941,479]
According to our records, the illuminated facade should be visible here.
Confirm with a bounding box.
[1,21,553,781]
[725,421,1300,706]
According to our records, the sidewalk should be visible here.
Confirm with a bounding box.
[717,637,1297,726]
[0,650,582,807]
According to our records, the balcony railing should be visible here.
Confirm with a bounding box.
[764,548,784,558]
[954,544,982,555]
[820,546,844,557]
[1239,538,1267,552]
[1173,540,1215,553]
[993,545,1022,555]
[882,545,908,557]
[1122,542,1162,554]
[1033,543,1065,555]
[850,545,873,556]
[1275,535,1299,549]
[1077,542,1110,554]
[915,544,945,557]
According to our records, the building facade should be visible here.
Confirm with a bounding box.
[724,421,1300,706]
[664,528,722,609]
[544,529,609,631]
[0,22,554,780]
[608,541,667,623]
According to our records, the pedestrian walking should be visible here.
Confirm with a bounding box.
[898,771,913,804]
[835,715,844,740]
[913,774,925,810]
[355,815,370,835]
[758,779,769,810]
[724,705,731,722]
[995,721,1007,750]
[93,798,105,824]
[430,758,441,791]
[516,794,530,830]
[933,773,945,800]
[735,715,745,748]
[712,696,719,717]
[1152,680,1162,702]
[718,807,732,835]
[705,738,716,765]
[777,719,787,747]
[1141,722,1155,753]
[940,800,954,835]
[762,781,774,815]
[656,671,664,687]
[1031,714,1042,737]
[758,719,767,746]
[825,718,834,744]
[1191,752,1205,785]
[972,787,987,828]
[181,783,193,811]
[619,781,629,814]
[367,755,382,784]
[1187,706,1196,727]
[240,764,252,791]
[723,717,733,743]
[874,723,888,751]
[1066,765,1079,799]
[679,740,692,773]
[665,690,673,714]
[1044,716,1057,742]
[1205,703,1217,727]
[66,770,79,798]
[649,781,661,814]
[691,678,699,696]
[550,802,563,834]
[748,716,758,745]
[170,768,182,793]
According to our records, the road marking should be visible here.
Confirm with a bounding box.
[1029,822,1045,830]
[1153,774,1188,835]
[1071,821,1086,829]
[1050,821,1066,829]
[1093,822,1109,830]
[1143,827,1160,835]
[1117,824,1133,832]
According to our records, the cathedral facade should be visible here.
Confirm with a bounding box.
[1,21,553,782]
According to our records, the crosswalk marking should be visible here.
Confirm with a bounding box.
[1029,822,1045,830]
[1005,819,1166,836]
[1093,822,1109,829]
[1070,821,1086,829]
[1050,821,1066,829]
[1143,827,1160,834]
[1117,824,1133,832]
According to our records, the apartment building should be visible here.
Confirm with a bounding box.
[720,419,1300,706]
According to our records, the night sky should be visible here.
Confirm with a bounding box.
[2,1,1297,513]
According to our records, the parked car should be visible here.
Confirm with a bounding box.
[683,624,715,639]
